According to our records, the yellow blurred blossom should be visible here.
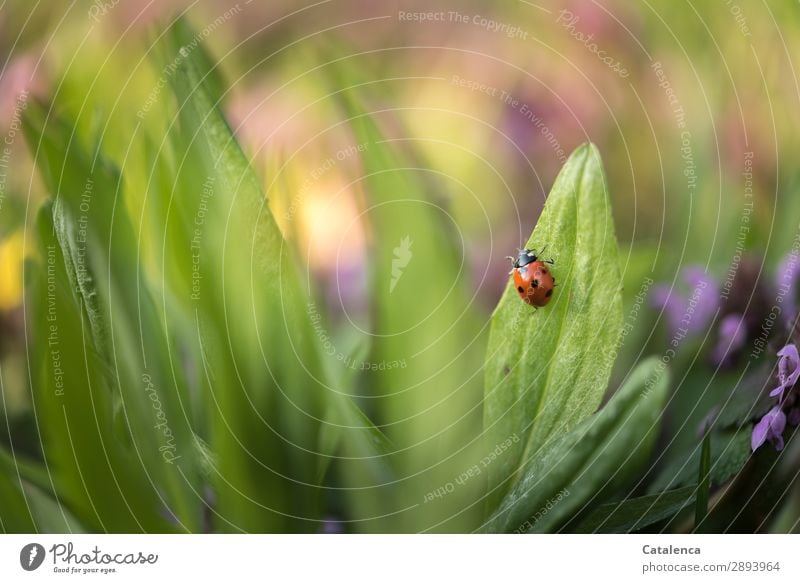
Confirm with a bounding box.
[0,231,25,310]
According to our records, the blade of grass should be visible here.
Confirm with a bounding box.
[695,429,711,529]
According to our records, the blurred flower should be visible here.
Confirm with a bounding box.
[0,232,25,310]
[110,0,181,28]
[751,343,800,452]
[751,406,786,452]
[0,54,41,127]
[711,312,747,366]
[320,517,343,534]
[651,265,718,338]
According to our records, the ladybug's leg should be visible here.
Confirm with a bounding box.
[539,245,555,264]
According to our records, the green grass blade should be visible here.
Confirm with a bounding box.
[695,429,712,529]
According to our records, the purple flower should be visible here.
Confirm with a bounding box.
[752,343,800,452]
[320,517,343,534]
[651,265,719,339]
[769,344,800,400]
[711,313,747,366]
[751,406,787,451]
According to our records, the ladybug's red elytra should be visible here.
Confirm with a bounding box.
[508,248,555,307]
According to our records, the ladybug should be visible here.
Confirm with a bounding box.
[508,248,555,307]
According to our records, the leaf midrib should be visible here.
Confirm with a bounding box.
[513,147,590,482]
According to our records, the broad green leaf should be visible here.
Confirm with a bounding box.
[154,19,333,531]
[149,19,393,531]
[649,428,750,493]
[27,203,171,532]
[30,102,203,528]
[25,101,201,531]
[715,362,774,428]
[574,486,696,533]
[483,143,623,508]
[481,357,668,533]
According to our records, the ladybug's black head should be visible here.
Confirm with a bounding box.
[513,248,538,268]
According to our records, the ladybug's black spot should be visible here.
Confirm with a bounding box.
[532,280,539,288]
[517,286,524,293]
[546,289,553,298]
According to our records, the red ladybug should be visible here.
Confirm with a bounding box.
[508,248,555,307]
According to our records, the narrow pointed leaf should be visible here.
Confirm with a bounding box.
[484,143,623,506]
[574,486,696,533]
[482,357,668,533]
[694,430,712,529]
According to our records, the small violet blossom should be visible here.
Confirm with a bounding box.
[751,406,787,451]
[711,312,747,366]
[769,344,800,400]
[651,266,719,339]
[752,344,800,452]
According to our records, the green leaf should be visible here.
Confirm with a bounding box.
[155,18,329,531]
[695,429,711,528]
[574,486,696,533]
[484,143,623,507]
[0,446,52,496]
[0,468,35,533]
[26,203,171,532]
[325,57,486,532]
[25,101,201,531]
[649,428,751,493]
[315,339,395,486]
[0,448,88,532]
[22,482,87,533]
[481,357,668,533]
